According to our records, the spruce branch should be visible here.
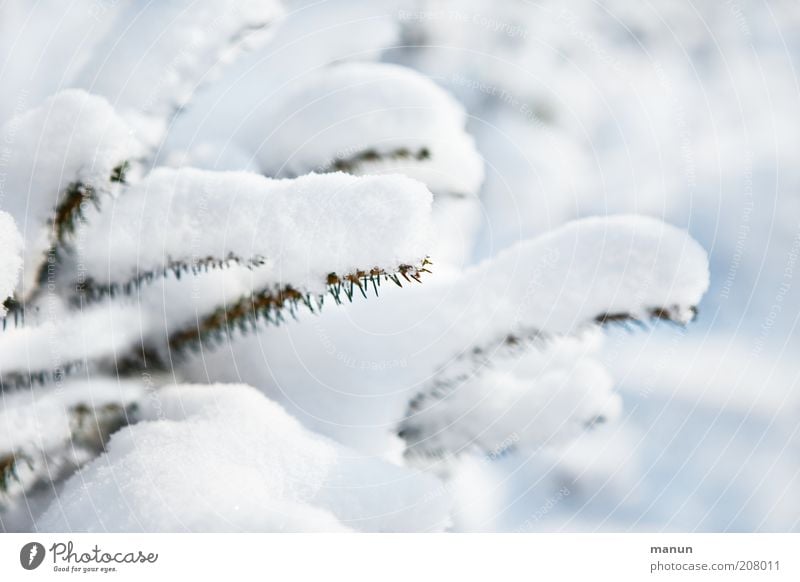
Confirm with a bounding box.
[169,259,432,352]
[21,181,96,308]
[51,160,129,246]
[73,254,267,303]
[0,298,24,331]
[21,162,130,309]
[0,453,28,495]
[51,181,98,243]
[398,303,701,458]
[0,361,85,390]
[109,160,130,184]
[0,401,137,496]
[256,62,484,197]
[70,401,138,451]
[72,168,434,302]
[322,147,431,174]
[594,305,699,328]
[0,304,144,389]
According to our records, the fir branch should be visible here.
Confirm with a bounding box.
[398,327,545,453]
[21,162,129,308]
[0,303,145,389]
[398,303,700,458]
[0,453,29,494]
[594,304,698,329]
[109,345,169,377]
[169,259,432,352]
[51,160,129,247]
[0,401,137,496]
[1,297,24,330]
[0,361,85,390]
[73,254,267,303]
[109,160,130,184]
[227,20,274,45]
[70,401,138,450]
[51,181,98,243]
[322,147,431,174]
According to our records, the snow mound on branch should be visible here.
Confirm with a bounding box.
[0,90,142,289]
[0,212,23,315]
[456,214,711,337]
[401,332,620,458]
[0,90,140,227]
[36,384,451,532]
[251,62,484,197]
[77,168,433,291]
[73,0,284,146]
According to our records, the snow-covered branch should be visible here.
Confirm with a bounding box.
[247,62,484,198]
[74,168,432,295]
[0,304,143,388]
[398,215,710,457]
[167,259,432,352]
[0,379,142,498]
[399,331,620,460]
[65,168,435,352]
[441,214,708,339]
[0,90,142,299]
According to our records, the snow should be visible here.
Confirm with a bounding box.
[0,212,23,315]
[604,329,800,418]
[162,141,260,173]
[0,90,142,291]
[76,168,433,291]
[247,62,484,197]
[36,384,451,532]
[0,90,140,228]
[71,0,284,147]
[469,108,596,257]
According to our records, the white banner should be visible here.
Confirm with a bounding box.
[1,533,798,581]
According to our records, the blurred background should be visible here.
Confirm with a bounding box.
[2,0,798,531]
